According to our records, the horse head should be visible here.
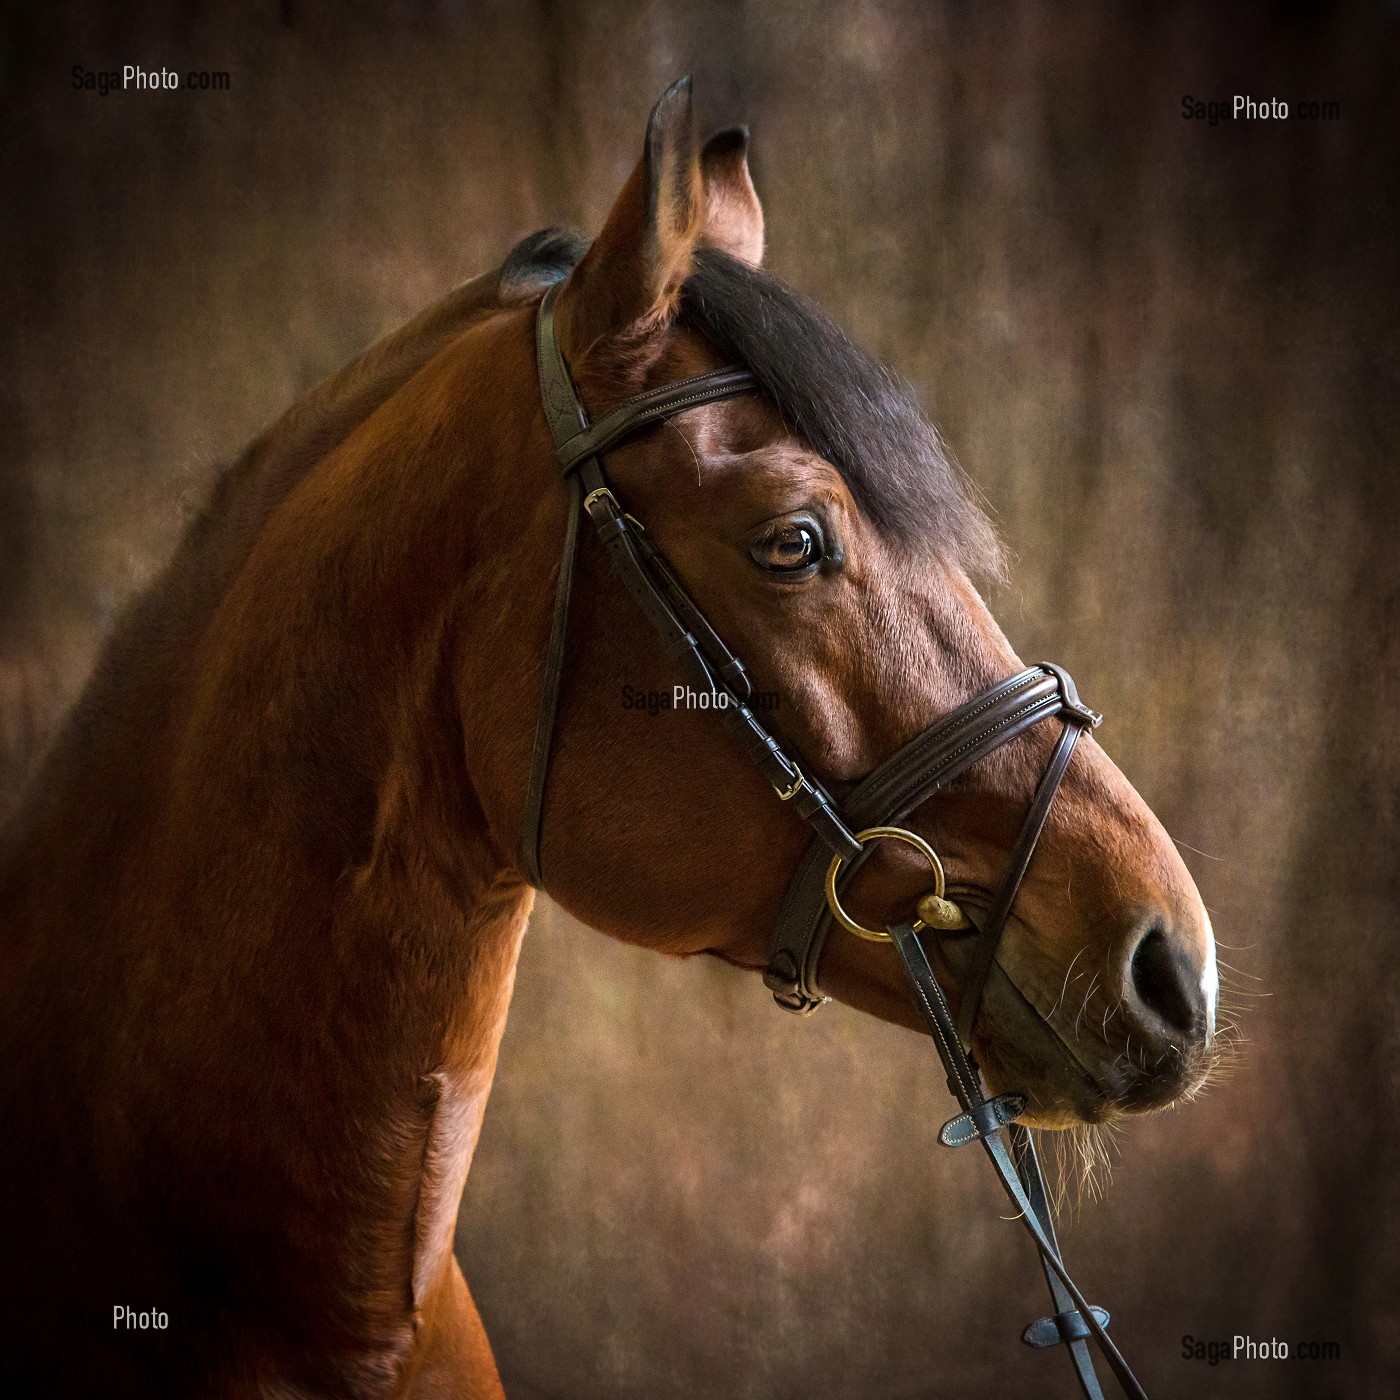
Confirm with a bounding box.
[485,79,1218,1130]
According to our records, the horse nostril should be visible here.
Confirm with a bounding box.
[1128,922,1203,1038]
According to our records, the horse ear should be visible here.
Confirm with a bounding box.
[555,77,703,358]
[700,126,764,266]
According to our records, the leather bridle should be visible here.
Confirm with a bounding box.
[522,280,1150,1400]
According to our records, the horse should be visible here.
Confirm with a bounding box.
[0,80,1218,1398]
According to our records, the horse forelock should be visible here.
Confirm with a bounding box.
[501,228,1006,586]
[678,248,1006,583]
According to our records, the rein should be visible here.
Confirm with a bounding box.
[523,281,1149,1399]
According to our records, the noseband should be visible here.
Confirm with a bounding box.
[523,282,1148,1400]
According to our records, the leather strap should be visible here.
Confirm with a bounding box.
[938,1092,1026,1148]
[1011,1125,1110,1400]
[554,368,759,474]
[1024,1307,1112,1349]
[888,923,1147,1400]
[520,468,582,886]
[521,286,589,885]
[765,666,1100,1013]
[953,716,1085,1049]
[536,284,590,444]
[523,285,859,885]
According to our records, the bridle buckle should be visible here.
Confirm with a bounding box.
[773,773,806,802]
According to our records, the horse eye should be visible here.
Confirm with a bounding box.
[749,520,823,574]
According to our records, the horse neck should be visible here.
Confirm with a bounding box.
[1,302,553,1314]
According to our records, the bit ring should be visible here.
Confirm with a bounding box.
[824,826,968,942]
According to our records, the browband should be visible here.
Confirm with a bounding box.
[554,368,759,474]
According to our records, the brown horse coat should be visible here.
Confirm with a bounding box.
[0,81,1215,1397]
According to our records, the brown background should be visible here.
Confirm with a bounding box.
[3,2,1397,1396]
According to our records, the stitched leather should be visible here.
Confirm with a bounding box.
[888,923,1145,1400]
[1024,1308,1112,1349]
[1011,1124,1112,1400]
[555,369,758,473]
[764,665,1091,1013]
[939,1092,1026,1147]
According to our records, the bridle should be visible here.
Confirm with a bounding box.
[522,280,1150,1400]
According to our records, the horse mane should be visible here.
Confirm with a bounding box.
[2,230,584,850]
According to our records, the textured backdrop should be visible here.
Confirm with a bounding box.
[2,2,1397,1396]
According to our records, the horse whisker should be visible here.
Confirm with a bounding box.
[1047,946,1087,1022]
[1073,971,1101,1041]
